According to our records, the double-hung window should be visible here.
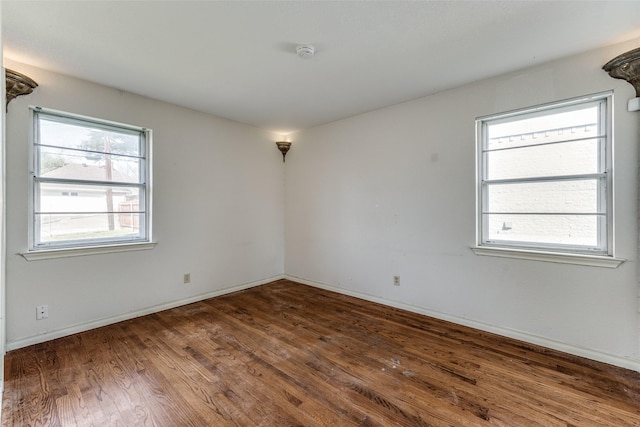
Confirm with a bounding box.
[476,92,615,262]
[30,107,151,252]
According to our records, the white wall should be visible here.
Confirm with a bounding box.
[4,59,285,348]
[285,39,640,370]
[0,2,6,387]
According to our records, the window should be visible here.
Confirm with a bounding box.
[30,107,151,251]
[476,92,614,259]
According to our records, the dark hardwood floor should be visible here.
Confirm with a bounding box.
[3,279,640,426]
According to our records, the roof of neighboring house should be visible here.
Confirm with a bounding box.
[42,163,136,183]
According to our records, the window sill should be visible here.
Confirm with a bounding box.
[20,242,157,261]
[471,246,624,268]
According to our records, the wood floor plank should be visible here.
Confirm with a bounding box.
[226,286,553,424]
[4,279,640,426]
[191,304,371,426]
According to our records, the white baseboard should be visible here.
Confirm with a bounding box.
[285,274,640,373]
[6,274,285,351]
[9,273,639,373]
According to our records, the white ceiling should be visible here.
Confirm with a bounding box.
[3,1,640,135]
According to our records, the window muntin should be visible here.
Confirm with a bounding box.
[31,108,151,250]
[477,93,612,255]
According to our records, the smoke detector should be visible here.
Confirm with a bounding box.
[296,45,315,59]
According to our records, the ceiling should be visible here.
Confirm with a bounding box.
[3,1,640,135]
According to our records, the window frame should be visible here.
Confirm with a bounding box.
[26,107,153,257]
[473,92,623,267]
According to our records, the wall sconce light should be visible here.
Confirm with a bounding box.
[276,141,292,162]
[603,46,640,111]
[5,68,38,112]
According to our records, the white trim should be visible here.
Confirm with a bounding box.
[285,274,640,373]
[471,246,624,268]
[20,241,157,261]
[6,274,285,351]
[0,44,6,409]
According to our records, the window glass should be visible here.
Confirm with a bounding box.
[477,93,612,255]
[31,108,151,250]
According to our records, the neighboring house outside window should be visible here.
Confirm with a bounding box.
[30,107,151,251]
[475,92,614,260]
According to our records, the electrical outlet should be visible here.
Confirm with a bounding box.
[36,305,48,320]
[184,273,191,284]
[393,276,400,286]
